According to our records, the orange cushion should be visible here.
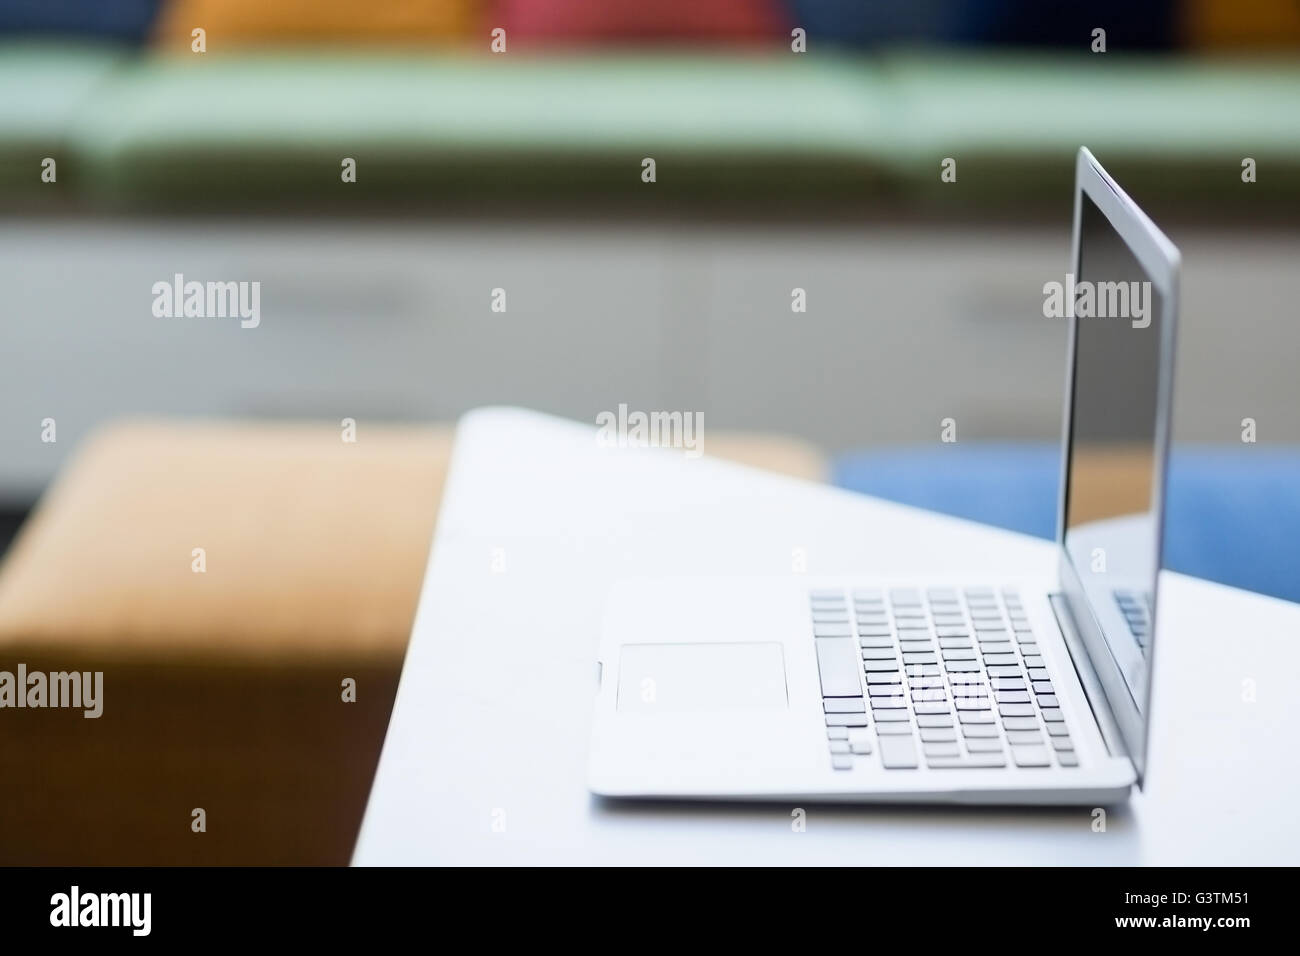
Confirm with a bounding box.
[152,0,480,48]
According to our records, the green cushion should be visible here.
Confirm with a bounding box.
[876,51,1300,203]
[0,41,128,195]
[68,52,891,205]
[4,46,1299,206]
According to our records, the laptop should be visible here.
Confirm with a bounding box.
[588,148,1180,804]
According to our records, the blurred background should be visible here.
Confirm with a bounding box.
[0,0,1297,864]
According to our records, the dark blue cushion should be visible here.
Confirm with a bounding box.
[0,1,163,43]
[832,444,1300,604]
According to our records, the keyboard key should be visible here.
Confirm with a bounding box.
[1051,737,1074,752]
[983,652,1018,666]
[863,660,901,672]
[904,663,943,676]
[910,687,947,704]
[852,588,882,601]
[990,677,1026,691]
[958,710,995,724]
[961,723,999,737]
[1040,708,1066,722]
[869,684,904,697]
[1046,722,1071,737]
[920,727,957,743]
[965,736,1004,752]
[825,713,869,727]
[999,704,1035,718]
[935,626,970,638]
[824,697,866,713]
[810,605,847,617]
[995,691,1031,705]
[831,755,853,770]
[817,637,864,697]
[871,695,907,709]
[1037,695,1060,708]
[923,742,960,758]
[1002,716,1040,731]
[955,698,991,710]
[850,737,873,755]
[879,735,919,768]
[946,661,982,672]
[1032,681,1055,694]
[899,641,935,655]
[1006,730,1044,746]
[827,726,849,740]
[875,721,914,735]
[913,702,951,715]
[859,636,894,649]
[862,647,899,661]
[1057,751,1079,767]
[902,653,938,666]
[814,623,853,637]
[1023,656,1045,668]
[942,649,978,661]
[926,754,1008,769]
[866,672,902,684]
[938,637,972,649]
[872,708,912,721]
[916,715,954,729]
[988,665,1023,678]
[858,625,892,637]
[810,589,844,600]
[1018,643,1040,656]
[1011,744,1051,767]
[829,741,851,754]
[907,675,947,688]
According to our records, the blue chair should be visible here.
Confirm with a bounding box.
[832,444,1300,603]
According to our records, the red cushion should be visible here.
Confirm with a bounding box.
[492,0,791,43]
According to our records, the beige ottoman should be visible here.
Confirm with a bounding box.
[0,418,824,864]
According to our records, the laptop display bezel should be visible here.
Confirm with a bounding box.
[1055,147,1180,788]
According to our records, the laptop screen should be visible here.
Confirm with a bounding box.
[1063,193,1164,716]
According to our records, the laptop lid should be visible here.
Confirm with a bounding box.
[1055,148,1180,788]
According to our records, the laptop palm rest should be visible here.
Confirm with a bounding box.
[616,642,788,713]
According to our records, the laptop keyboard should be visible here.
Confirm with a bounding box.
[1113,589,1152,649]
[811,587,1078,772]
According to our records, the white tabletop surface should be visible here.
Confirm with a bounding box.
[355,407,1300,865]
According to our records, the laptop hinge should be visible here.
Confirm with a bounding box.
[1049,593,1129,762]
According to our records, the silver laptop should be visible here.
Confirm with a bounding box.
[588,148,1180,804]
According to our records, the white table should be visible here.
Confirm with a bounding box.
[355,408,1300,865]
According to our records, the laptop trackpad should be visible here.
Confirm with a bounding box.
[616,643,788,713]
